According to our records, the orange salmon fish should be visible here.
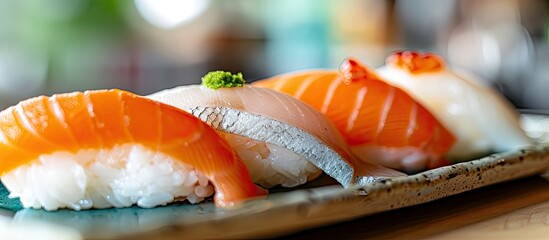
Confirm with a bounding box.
[254,59,456,171]
[0,89,266,208]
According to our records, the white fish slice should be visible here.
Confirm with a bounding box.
[377,52,533,161]
[149,85,405,187]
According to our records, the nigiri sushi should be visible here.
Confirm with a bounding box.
[0,89,265,211]
[376,51,532,160]
[254,59,456,172]
[149,71,404,188]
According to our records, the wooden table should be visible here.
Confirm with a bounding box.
[279,176,549,239]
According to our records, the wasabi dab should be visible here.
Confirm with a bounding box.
[202,71,245,89]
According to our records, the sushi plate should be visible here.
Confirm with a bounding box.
[1,114,549,239]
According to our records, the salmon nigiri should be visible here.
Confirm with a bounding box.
[0,89,265,211]
[377,51,532,160]
[254,59,456,172]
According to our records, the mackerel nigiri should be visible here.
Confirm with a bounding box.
[254,59,456,172]
[376,51,532,160]
[149,72,404,188]
[0,89,265,211]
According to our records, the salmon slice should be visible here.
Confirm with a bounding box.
[254,59,456,171]
[0,89,266,207]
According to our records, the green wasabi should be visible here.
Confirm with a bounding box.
[202,71,246,89]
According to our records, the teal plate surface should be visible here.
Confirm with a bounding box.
[0,183,21,212]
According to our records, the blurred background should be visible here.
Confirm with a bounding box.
[0,0,547,110]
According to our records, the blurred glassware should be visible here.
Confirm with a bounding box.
[328,0,389,68]
[447,0,535,107]
[126,0,216,65]
[517,0,548,39]
[134,0,211,29]
[0,46,48,109]
[203,0,268,81]
[394,0,457,52]
[518,0,549,110]
[522,42,549,110]
[127,0,270,87]
[263,0,330,75]
[0,0,547,111]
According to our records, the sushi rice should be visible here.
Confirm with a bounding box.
[1,144,214,211]
[222,133,321,188]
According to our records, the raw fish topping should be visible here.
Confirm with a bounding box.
[378,51,533,160]
[253,59,456,172]
[0,89,266,209]
[386,51,445,74]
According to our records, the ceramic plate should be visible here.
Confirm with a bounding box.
[1,114,549,239]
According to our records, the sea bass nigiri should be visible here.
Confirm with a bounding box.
[0,89,265,211]
[254,59,456,172]
[376,51,532,160]
[149,72,404,187]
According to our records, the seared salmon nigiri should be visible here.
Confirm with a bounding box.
[0,89,265,210]
[254,59,456,172]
